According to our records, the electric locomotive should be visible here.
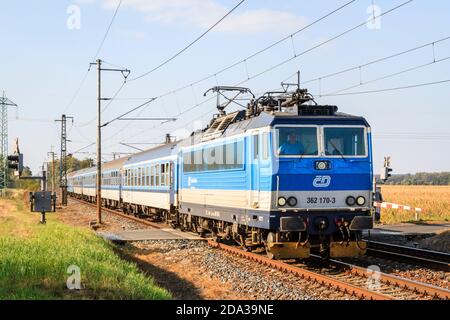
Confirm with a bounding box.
[68,85,374,260]
[177,87,373,259]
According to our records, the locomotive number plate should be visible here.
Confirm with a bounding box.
[306,197,336,204]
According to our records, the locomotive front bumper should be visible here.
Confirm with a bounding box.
[270,211,373,234]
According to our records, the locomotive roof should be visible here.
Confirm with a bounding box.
[188,109,369,141]
[69,107,370,175]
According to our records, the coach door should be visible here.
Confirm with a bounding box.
[250,133,260,208]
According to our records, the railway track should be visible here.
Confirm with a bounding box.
[365,240,450,272]
[69,197,450,300]
[70,197,165,230]
[208,240,450,300]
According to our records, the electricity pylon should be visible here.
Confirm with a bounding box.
[0,92,18,196]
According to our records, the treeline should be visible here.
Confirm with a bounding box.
[378,172,450,185]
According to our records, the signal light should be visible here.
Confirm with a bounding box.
[380,156,393,181]
[7,153,23,176]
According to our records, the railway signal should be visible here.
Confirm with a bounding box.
[380,156,393,181]
[7,138,23,177]
[7,153,23,176]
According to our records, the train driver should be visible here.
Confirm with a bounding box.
[278,131,305,155]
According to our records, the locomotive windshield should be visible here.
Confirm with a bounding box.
[276,127,319,156]
[324,127,366,156]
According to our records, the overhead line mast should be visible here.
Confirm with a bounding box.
[55,114,74,206]
[90,59,130,225]
[0,92,18,196]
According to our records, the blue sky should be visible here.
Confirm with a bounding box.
[1,0,449,174]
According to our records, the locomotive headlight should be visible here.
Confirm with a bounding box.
[287,196,297,207]
[278,197,287,207]
[356,196,366,206]
[315,160,330,170]
[346,196,356,206]
[317,161,327,170]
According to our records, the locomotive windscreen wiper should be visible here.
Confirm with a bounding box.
[327,140,347,162]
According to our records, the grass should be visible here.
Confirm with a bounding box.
[0,193,171,300]
[379,185,450,224]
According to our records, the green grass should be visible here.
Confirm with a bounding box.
[0,196,171,300]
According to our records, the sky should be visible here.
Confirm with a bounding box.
[1,0,449,175]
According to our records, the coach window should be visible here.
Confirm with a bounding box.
[165,163,170,186]
[144,167,148,186]
[161,163,166,186]
[262,132,269,160]
[155,164,160,186]
[253,134,259,159]
[150,165,154,186]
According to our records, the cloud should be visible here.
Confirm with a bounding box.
[102,0,308,34]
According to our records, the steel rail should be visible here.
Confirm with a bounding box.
[366,240,450,272]
[69,197,449,300]
[70,197,164,229]
[207,240,393,300]
[328,258,450,300]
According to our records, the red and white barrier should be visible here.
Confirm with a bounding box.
[373,201,422,212]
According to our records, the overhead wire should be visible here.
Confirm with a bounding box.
[128,0,247,82]
[318,55,450,97]
[62,0,124,114]
[89,0,414,148]
[99,0,366,143]
[318,79,450,96]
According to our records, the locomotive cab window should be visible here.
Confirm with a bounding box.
[324,127,366,156]
[276,127,318,156]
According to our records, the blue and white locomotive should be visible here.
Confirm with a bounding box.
[68,86,374,259]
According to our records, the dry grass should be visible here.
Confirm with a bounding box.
[380,185,450,224]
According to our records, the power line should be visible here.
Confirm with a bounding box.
[319,55,450,96]
[319,79,450,96]
[86,0,247,123]
[102,97,158,127]
[129,0,247,82]
[233,0,414,87]
[72,142,95,155]
[301,35,450,85]
[148,0,358,98]
[78,0,360,136]
[63,0,123,114]
[83,0,413,147]
[98,1,370,142]
[93,0,123,59]
[63,69,90,114]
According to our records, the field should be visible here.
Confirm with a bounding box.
[0,192,171,300]
[379,185,450,224]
